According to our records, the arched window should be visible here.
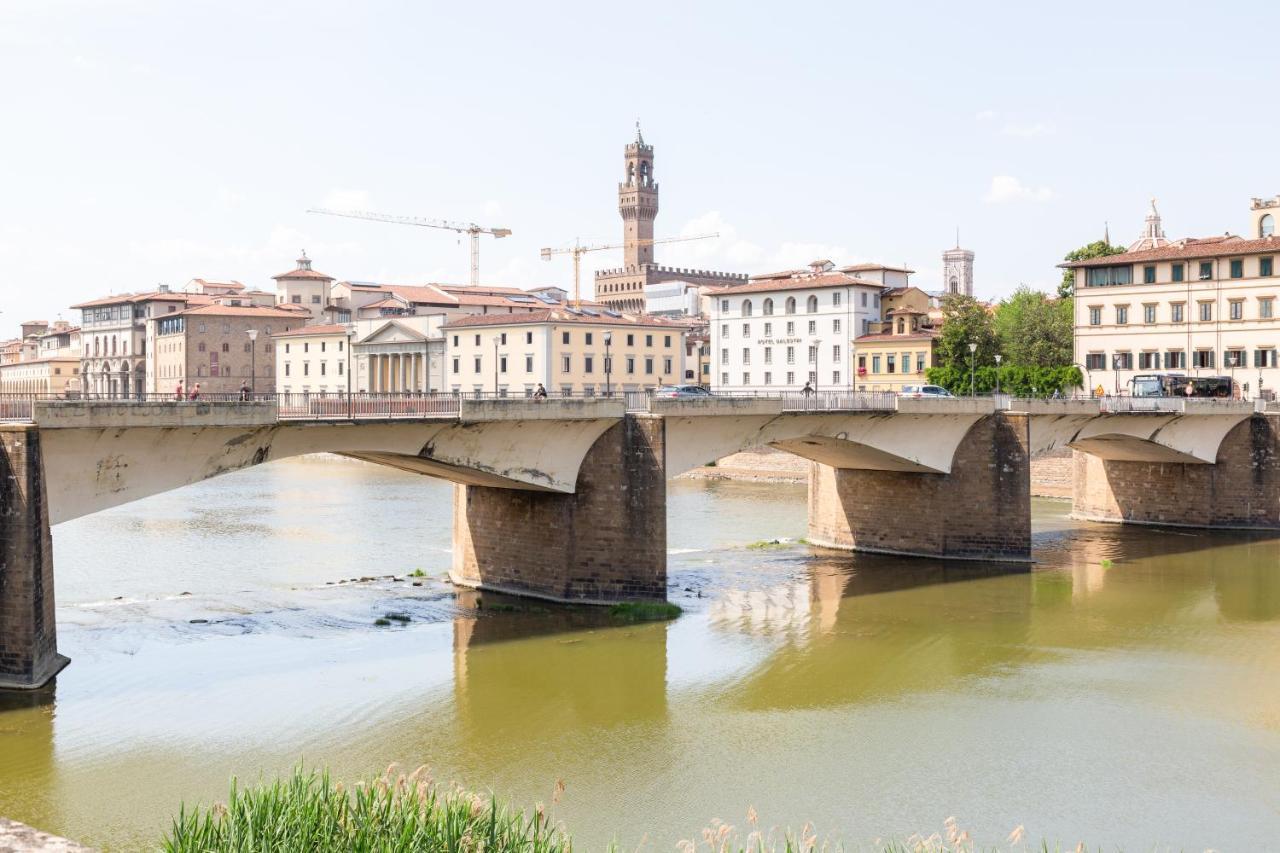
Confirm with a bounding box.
[897,317,905,333]
[785,297,796,315]
[1262,214,1275,238]
[111,336,117,355]
[950,277,959,293]
[806,295,818,313]
[763,298,774,316]
[742,299,753,317]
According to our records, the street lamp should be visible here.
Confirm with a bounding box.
[994,353,1002,396]
[245,329,258,397]
[967,341,977,397]
[492,338,499,397]
[604,330,613,397]
[812,337,822,393]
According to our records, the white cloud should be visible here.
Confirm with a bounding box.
[974,109,997,122]
[1001,122,1053,138]
[983,175,1054,204]
[318,188,372,211]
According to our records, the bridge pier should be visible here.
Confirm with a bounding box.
[450,417,668,603]
[806,413,1032,562]
[0,425,67,690]
[1073,414,1280,528]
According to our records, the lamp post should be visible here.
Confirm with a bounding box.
[812,337,822,394]
[604,330,613,397]
[994,353,1002,397]
[492,338,498,397]
[967,341,977,397]
[245,329,258,397]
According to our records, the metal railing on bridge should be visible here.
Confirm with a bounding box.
[625,389,899,413]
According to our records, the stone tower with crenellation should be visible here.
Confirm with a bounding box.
[620,124,659,267]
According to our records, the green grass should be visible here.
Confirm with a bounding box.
[608,601,682,622]
[373,618,392,627]
[409,568,426,578]
[1100,558,1114,569]
[747,538,790,550]
[162,767,568,853]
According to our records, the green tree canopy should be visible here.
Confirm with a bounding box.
[935,293,998,369]
[993,286,1073,368]
[1059,239,1127,298]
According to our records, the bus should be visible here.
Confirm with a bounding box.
[1130,373,1234,398]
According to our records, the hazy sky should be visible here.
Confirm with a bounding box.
[1,0,1275,326]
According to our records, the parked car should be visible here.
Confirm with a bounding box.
[652,385,713,399]
[899,384,954,398]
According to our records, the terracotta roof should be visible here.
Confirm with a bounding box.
[441,285,530,296]
[1061,234,1280,268]
[272,267,335,281]
[362,297,408,310]
[190,278,246,290]
[855,330,940,342]
[270,324,350,338]
[70,290,209,309]
[444,309,686,330]
[840,263,916,274]
[174,304,305,319]
[709,272,886,295]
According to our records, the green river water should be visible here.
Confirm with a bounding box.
[1,457,1278,849]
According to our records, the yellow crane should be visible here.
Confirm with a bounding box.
[307,208,511,286]
[540,234,718,307]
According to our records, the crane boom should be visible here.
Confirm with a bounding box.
[539,233,719,307]
[307,208,511,286]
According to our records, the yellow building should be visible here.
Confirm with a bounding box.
[854,307,939,391]
[0,320,83,395]
[443,308,687,396]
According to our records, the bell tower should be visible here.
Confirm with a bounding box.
[619,122,659,268]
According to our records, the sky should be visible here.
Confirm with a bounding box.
[1,0,1276,327]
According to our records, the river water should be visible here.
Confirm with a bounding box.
[1,457,1279,850]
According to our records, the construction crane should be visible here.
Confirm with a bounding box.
[540,234,718,307]
[307,208,511,286]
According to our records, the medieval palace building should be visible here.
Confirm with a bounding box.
[594,127,746,312]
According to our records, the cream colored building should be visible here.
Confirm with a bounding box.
[443,309,687,396]
[273,252,336,324]
[854,307,939,392]
[0,320,83,395]
[1067,197,1280,396]
[273,324,353,394]
[150,302,306,395]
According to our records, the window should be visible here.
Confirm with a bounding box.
[1199,261,1213,280]
[741,323,749,337]
[646,357,654,374]
[1138,352,1158,370]
[786,346,795,364]
[763,371,772,385]
[1085,266,1133,287]
[1171,263,1185,283]
[561,355,571,372]
[721,300,729,312]
[1262,258,1274,277]
[807,346,817,363]
[833,292,841,306]
[320,362,327,376]
[1199,302,1213,322]
[832,371,840,384]
[1143,265,1156,284]
[742,300,753,317]
[741,348,750,365]
[1261,298,1274,319]
[1088,307,1101,326]
[785,297,796,315]
[453,335,459,347]
[807,295,818,313]
[1115,306,1128,325]
[1229,300,1244,321]
[763,298,774,316]
[1171,303,1184,323]
[1112,352,1132,370]
[1224,349,1245,368]
[1193,350,1214,369]
[721,348,729,363]
[1254,349,1277,368]
[474,335,481,346]
[585,332,593,345]
[525,355,533,372]
[473,357,481,373]
[452,358,459,373]
[1165,350,1185,369]
[285,362,291,376]
[562,331,570,344]
[720,325,727,337]
[664,335,671,347]
[500,333,507,345]
[302,362,309,376]
[764,347,772,364]
[291,295,301,304]
[916,352,926,373]
[721,372,729,385]
[663,357,672,374]
[627,356,636,374]
[742,372,750,385]
[198,342,207,352]
[832,345,841,363]
[1085,353,1106,371]
[1263,214,1276,238]
[1143,304,1156,324]
[807,320,816,335]
[763,322,772,336]
[1230,259,1244,279]
[872,355,881,373]
[887,355,896,374]
[860,292,867,307]
[584,356,593,373]
[303,342,309,353]
[526,332,533,344]
[311,294,321,304]
[786,371,795,384]
[645,334,653,346]
[500,356,508,373]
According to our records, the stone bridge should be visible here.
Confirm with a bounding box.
[2,395,1277,689]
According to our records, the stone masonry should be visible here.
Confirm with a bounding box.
[451,416,667,602]
[0,425,67,689]
[1073,414,1280,528]
[806,413,1032,561]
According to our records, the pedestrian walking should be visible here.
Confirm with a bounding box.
[801,381,815,396]
[238,381,250,401]
[174,381,184,401]
[188,383,200,401]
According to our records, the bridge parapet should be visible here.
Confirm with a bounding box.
[459,397,624,422]
[33,400,277,429]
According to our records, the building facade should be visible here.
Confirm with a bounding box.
[150,303,304,394]
[0,320,82,395]
[352,315,447,393]
[443,309,687,396]
[1066,196,1280,396]
[593,127,747,312]
[273,324,352,394]
[942,244,975,296]
[709,261,885,393]
[273,252,336,324]
[854,307,939,392]
[72,287,202,397]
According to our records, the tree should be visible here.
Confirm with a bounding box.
[1059,239,1127,298]
[993,286,1073,368]
[935,293,998,371]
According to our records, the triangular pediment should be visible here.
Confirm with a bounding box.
[357,320,429,344]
